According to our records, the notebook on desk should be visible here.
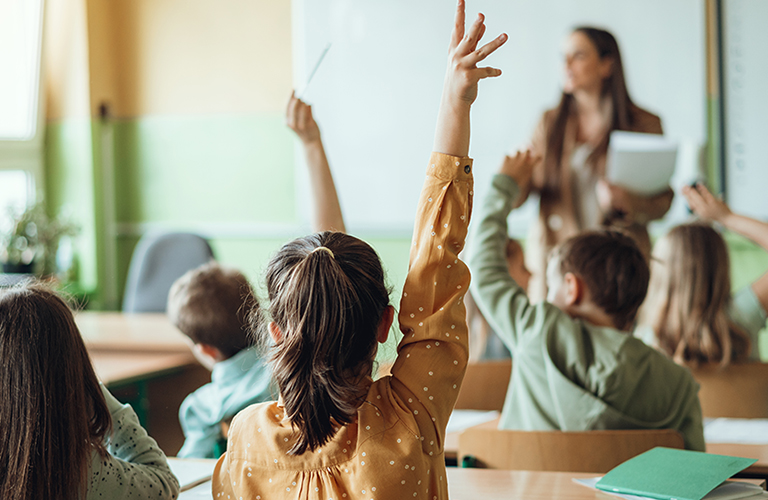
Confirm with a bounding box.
[593,447,757,500]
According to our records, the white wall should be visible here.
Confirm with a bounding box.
[293,0,706,236]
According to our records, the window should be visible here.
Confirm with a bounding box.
[0,0,44,140]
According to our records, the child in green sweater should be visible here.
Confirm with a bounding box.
[469,150,704,450]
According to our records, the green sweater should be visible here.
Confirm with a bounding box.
[469,174,705,451]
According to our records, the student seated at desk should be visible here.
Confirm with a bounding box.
[213,3,506,498]
[168,262,273,458]
[638,183,768,366]
[168,91,348,459]
[0,283,179,500]
[469,150,705,451]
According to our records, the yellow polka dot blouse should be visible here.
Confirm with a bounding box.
[213,152,473,499]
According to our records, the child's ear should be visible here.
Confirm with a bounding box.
[268,322,283,344]
[563,272,583,307]
[377,305,395,344]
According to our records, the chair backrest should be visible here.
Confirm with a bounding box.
[122,232,214,313]
[458,428,684,472]
[454,360,512,411]
[689,362,768,418]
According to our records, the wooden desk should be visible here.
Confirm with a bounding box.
[447,417,768,477]
[91,350,197,386]
[76,311,190,352]
[178,468,765,500]
[708,443,768,477]
[76,312,209,456]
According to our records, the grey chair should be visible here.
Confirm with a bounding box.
[122,232,214,313]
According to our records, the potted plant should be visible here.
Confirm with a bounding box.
[1,203,79,276]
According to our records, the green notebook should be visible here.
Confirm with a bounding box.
[595,447,757,500]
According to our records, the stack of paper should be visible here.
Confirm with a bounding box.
[607,131,678,195]
[574,447,762,500]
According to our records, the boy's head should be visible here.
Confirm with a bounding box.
[546,230,649,331]
[167,262,256,365]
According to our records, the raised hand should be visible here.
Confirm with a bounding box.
[286,91,321,145]
[499,150,540,192]
[444,2,507,106]
[682,183,732,224]
[434,0,507,157]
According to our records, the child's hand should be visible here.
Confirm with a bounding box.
[682,183,732,223]
[499,150,539,192]
[442,2,507,107]
[433,1,507,157]
[286,91,321,145]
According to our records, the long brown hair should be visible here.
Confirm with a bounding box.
[543,27,636,196]
[0,283,111,500]
[642,223,750,366]
[260,231,391,455]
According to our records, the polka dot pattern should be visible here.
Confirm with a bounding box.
[212,153,471,500]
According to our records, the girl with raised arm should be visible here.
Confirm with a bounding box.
[212,2,506,497]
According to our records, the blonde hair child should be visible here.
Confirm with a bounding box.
[640,183,768,366]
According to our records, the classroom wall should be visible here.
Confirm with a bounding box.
[41,1,766,359]
[43,0,100,293]
[42,0,412,325]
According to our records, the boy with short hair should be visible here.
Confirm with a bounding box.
[167,262,273,458]
[469,150,704,450]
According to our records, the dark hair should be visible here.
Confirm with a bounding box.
[552,230,649,330]
[543,27,635,197]
[0,282,111,500]
[261,231,390,455]
[647,223,750,366]
[167,262,256,358]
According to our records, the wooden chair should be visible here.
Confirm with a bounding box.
[454,360,512,411]
[458,428,684,472]
[689,362,768,418]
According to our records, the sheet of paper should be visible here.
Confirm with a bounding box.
[445,409,500,434]
[168,458,217,492]
[705,418,768,444]
[178,480,213,500]
[606,131,678,195]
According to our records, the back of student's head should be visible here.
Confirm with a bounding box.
[643,223,749,366]
[167,262,255,358]
[0,282,110,500]
[551,229,649,331]
[261,231,390,455]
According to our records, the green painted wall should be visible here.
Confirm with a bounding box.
[45,112,768,362]
[44,118,100,293]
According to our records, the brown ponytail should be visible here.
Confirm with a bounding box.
[261,231,391,454]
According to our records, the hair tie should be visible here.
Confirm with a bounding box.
[311,246,335,259]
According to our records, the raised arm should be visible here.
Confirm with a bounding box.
[286,92,346,233]
[683,183,768,312]
[469,151,551,350]
[392,0,506,445]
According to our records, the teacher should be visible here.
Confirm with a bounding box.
[520,27,673,301]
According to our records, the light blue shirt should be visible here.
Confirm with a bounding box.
[177,345,274,458]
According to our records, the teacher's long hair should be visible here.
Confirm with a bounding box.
[542,27,636,196]
[0,283,111,500]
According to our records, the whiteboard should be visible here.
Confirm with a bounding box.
[724,0,768,219]
[292,0,706,236]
